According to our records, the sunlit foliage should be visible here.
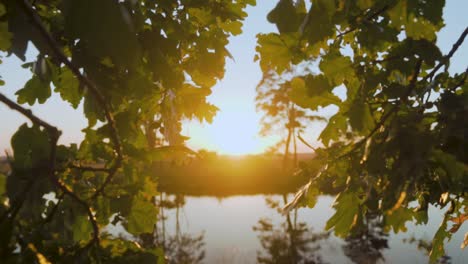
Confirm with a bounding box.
[256,0,467,262]
[0,0,254,262]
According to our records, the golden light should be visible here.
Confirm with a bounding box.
[184,109,279,155]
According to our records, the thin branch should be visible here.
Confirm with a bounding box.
[52,177,100,247]
[336,4,390,39]
[0,176,36,223]
[422,27,468,83]
[19,0,123,197]
[448,66,468,91]
[0,92,100,247]
[297,133,316,151]
[338,59,423,160]
[0,93,59,135]
[69,163,110,173]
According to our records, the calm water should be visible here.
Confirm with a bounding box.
[152,194,467,264]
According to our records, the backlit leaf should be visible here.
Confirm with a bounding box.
[326,191,361,237]
[54,68,82,109]
[16,75,51,105]
[319,53,354,86]
[126,194,158,235]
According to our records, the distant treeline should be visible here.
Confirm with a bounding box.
[155,153,316,196]
[0,153,328,197]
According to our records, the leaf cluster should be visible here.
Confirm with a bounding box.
[256,0,468,261]
[0,0,254,262]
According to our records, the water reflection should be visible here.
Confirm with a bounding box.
[253,196,330,264]
[153,193,206,264]
[152,194,467,263]
[342,214,388,264]
[253,197,393,264]
[403,237,452,264]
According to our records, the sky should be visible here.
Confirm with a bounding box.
[1,0,467,155]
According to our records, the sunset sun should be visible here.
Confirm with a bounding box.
[184,109,279,155]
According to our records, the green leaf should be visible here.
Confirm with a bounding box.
[188,8,215,26]
[387,0,408,29]
[300,185,319,208]
[126,194,158,235]
[256,33,293,73]
[54,68,82,109]
[319,53,354,86]
[267,0,306,33]
[73,214,92,242]
[430,214,451,263]
[11,124,50,168]
[326,191,361,237]
[319,114,347,146]
[387,0,438,41]
[303,0,335,45]
[0,3,11,51]
[384,207,414,233]
[219,20,243,35]
[0,21,12,51]
[405,14,437,41]
[154,247,166,264]
[0,173,6,196]
[357,0,374,9]
[16,75,51,105]
[63,0,140,67]
[289,75,341,110]
[347,99,373,134]
[0,3,5,16]
[431,149,465,184]
[83,94,105,127]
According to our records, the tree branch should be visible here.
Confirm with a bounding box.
[422,27,468,83]
[0,92,100,247]
[0,93,59,135]
[336,4,390,39]
[448,66,468,91]
[69,163,110,173]
[338,59,423,159]
[18,0,123,198]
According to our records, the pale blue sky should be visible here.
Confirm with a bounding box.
[1,0,467,154]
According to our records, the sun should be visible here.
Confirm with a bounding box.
[184,110,278,156]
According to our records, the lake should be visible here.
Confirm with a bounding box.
[145,194,468,264]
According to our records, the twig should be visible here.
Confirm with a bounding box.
[422,27,468,83]
[448,66,468,91]
[297,133,316,151]
[69,163,110,173]
[0,176,36,223]
[0,92,101,247]
[336,4,390,39]
[341,28,467,158]
[337,59,423,160]
[0,93,59,135]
